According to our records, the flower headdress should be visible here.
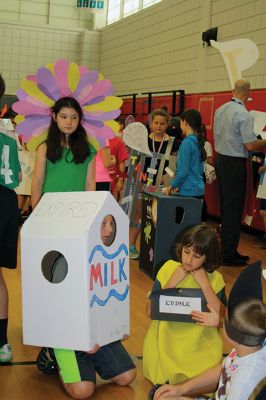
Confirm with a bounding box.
[13,59,122,151]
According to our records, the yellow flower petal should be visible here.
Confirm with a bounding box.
[84,96,123,112]
[14,114,25,124]
[27,131,48,151]
[68,63,80,93]
[21,79,54,107]
[46,63,55,75]
[88,135,100,151]
[98,72,104,81]
[104,120,120,133]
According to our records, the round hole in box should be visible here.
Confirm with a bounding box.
[41,250,68,283]
[100,214,116,246]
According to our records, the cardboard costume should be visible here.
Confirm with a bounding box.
[143,260,225,385]
[225,260,265,346]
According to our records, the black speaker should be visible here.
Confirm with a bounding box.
[202,27,218,46]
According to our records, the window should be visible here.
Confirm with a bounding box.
[107,0,161,25]
[123,0,140,17]
[143,0,161,8]
[107,0,121,24]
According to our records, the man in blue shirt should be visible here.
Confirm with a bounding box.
[214,79,266,266]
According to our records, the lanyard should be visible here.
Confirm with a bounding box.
[152,133,165,154]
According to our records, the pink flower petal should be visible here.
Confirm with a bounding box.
[13,100,50,116]
[54,59,70,97]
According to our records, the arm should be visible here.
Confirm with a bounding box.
[154,362,222,400]
[244,139,266,152]
[115,160,126,193]
[170,141,191,189]
[163,266,188,289]
[190,268,224,314]
[31,143,47,209]
[258,165,266,174]
[85,156,96,191]
[100,147,116,168]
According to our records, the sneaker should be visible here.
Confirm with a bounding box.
[0,344,13,363]
[36,347,57,375]
[129,245,139,260]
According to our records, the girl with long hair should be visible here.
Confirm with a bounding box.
[31,96,96,208]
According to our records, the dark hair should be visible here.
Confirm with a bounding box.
[231,298,266,337]
[151,108,170,123]
[0,74,5,98]
[181,109,206,161]
[166,117,183,140]
[176,224,220,272]
[3,108,17,119]
[116,116,125,126]
[46,97,90,164]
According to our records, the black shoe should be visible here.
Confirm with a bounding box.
[221,257,247,267]
[234,251,250,262]
[36,347,57,375]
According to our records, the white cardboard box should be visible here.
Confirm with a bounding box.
[21,191,130,351]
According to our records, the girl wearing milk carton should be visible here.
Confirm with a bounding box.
[143,224,226,386]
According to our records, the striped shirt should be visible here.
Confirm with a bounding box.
[214,98,256,158]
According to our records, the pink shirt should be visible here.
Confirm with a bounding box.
[95,149,111,183]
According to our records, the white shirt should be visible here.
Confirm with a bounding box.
[215,346,266,400]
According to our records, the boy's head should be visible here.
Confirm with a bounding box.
[150,109,170,136]
[224,298,266,346]
[0,74,5,98]
[151,109,170,123]
[100,214,116,246]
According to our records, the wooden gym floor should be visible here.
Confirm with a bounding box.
[1,225,265,400]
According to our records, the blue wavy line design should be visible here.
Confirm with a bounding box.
[90,285,129,308]
[89,243,128,263]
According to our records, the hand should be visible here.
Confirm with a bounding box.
[160,174,167,185]
[191,303,220,327]
[121,334,129,341]
[164,186,173,196]
[258,166,266,174]
[189,267,209,289]
[87,344,100,354]
[154,384,184,400]
[110,155,116,166]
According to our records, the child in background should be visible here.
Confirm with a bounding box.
[154,262,266,400]
[31,96,96,208]
[129,109,178,259]
[143,224,226,385]
[109,135,128,202]
[0,74,22,362]
[164,109,206,220]
[95,146,116,191]
[116,116,125,138]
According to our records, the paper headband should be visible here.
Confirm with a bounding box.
[12,59,122,151]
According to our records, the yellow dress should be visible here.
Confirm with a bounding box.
[143,260,224,384]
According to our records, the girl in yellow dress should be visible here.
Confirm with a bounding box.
[143,224,226,385]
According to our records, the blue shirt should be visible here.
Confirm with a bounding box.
[214,98,257,158]
[170,134,204,196]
